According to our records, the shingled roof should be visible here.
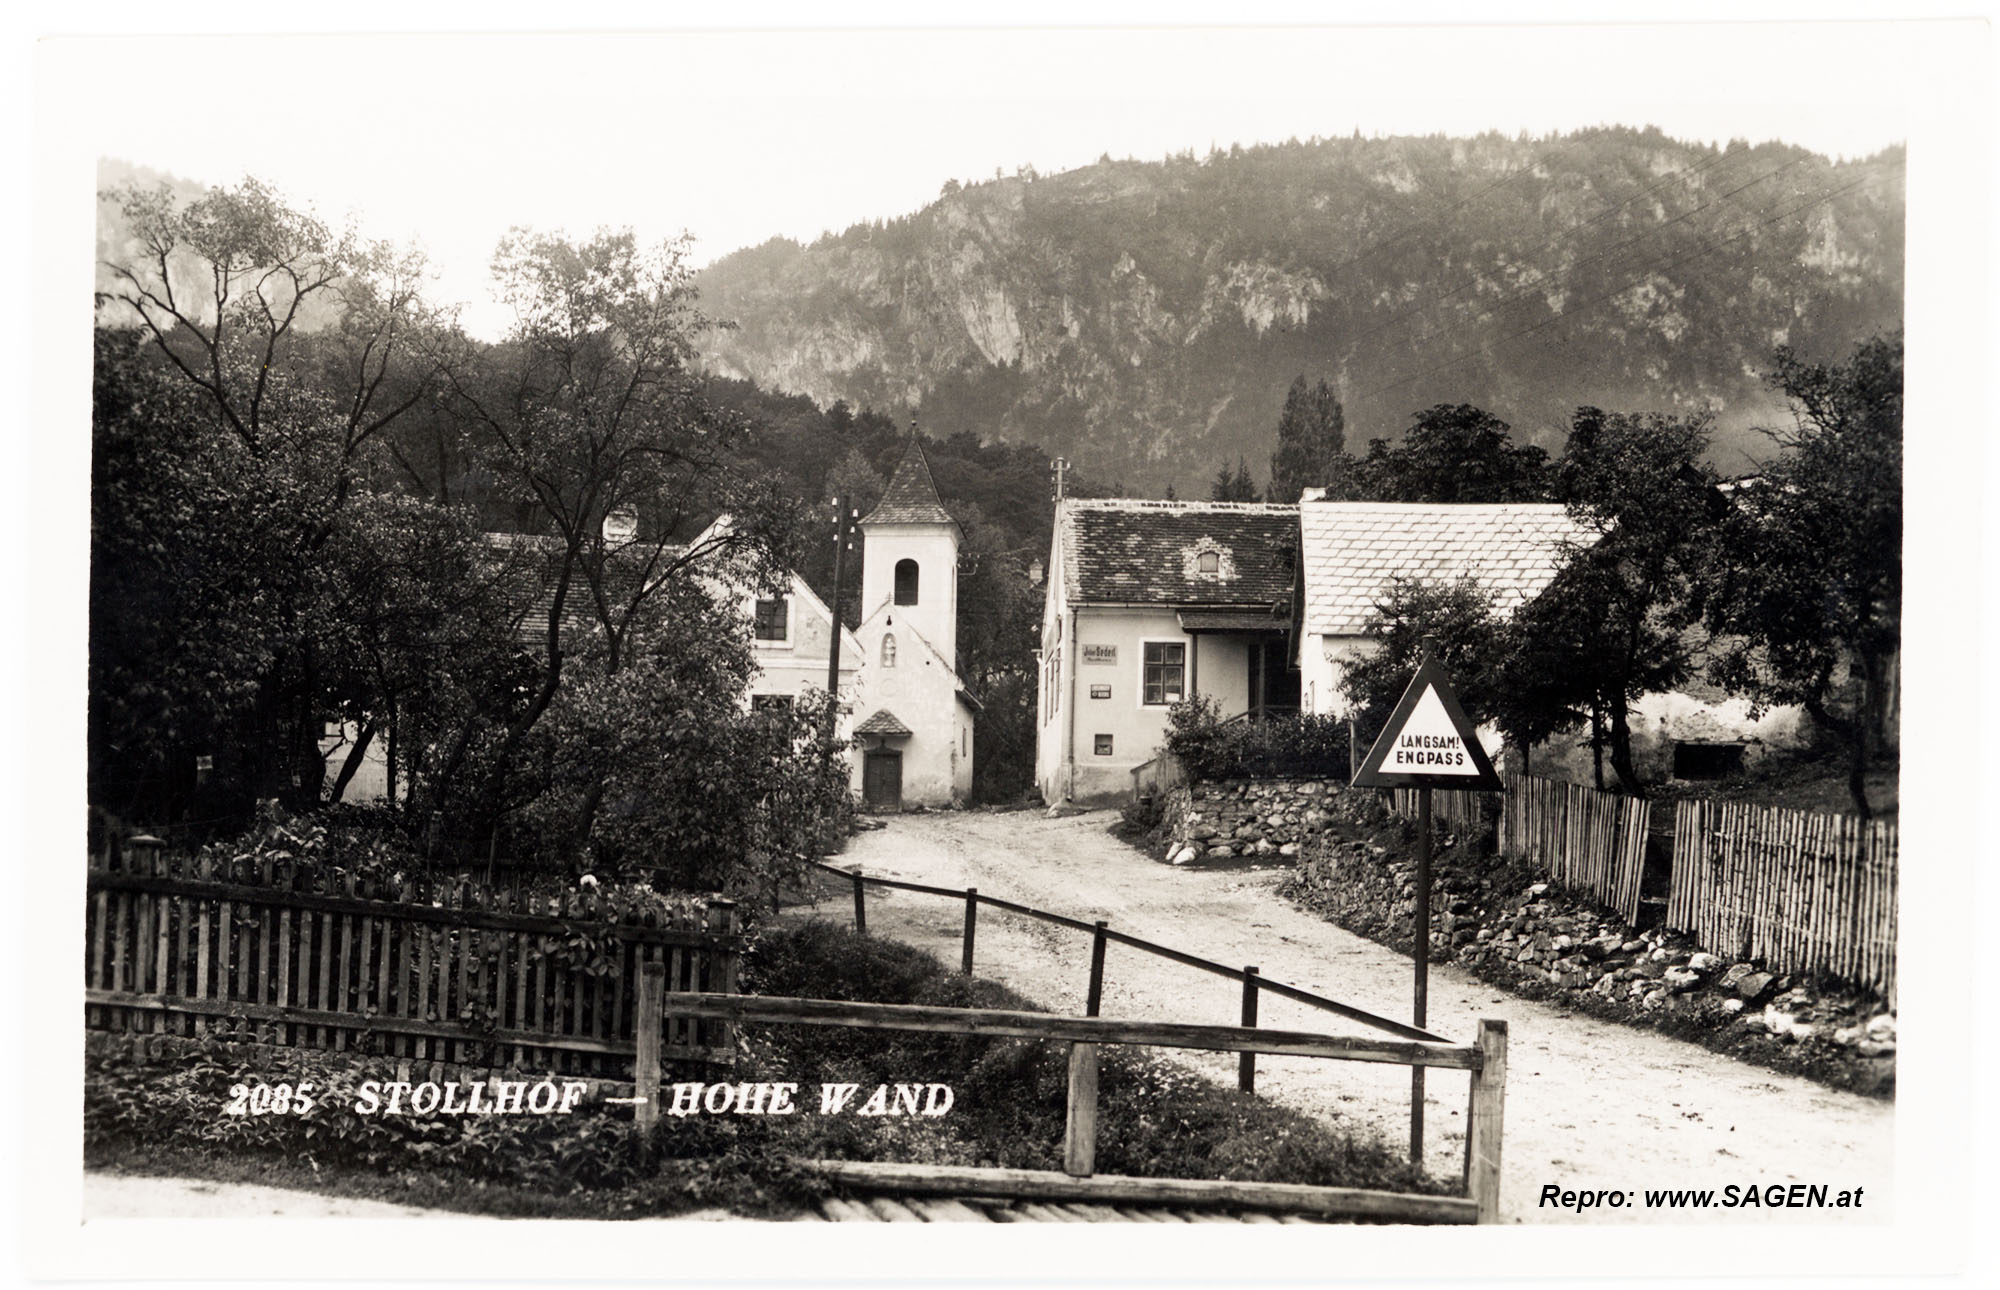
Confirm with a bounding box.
[1057,499,1298,609]
[861,437,956,527]
[853,708,913,737]
[1298,501,1595,637]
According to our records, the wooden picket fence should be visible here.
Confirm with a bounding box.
[84,844,743,1076]
[1387,788,1488,833]
[1666,801,1898,1002]
[1497,774,1652,924]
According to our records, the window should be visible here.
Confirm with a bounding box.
[881,633,897,667]
[753,598,789,642]
[1094,734,1114,756]
[1196,551,1220,574]
[894,559,920,605]
[1142,641,1185,705]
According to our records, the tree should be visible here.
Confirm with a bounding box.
[1266,376,1346,503]
[94,177,457,813]
[1210,455,1260,502]
[1529,407,1723,793]
[1707,333,1902,817]
[1337,577,1509,754]
[429,227,805,850]
[1350,404,1552,503]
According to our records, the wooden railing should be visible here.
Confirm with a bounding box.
[85,845,743,1075]
[809,858,1448,1047]
[1667,800,1898,1002]
[1499,773,1652,923]
[656,991,1509,1223]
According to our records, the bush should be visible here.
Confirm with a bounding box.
[1164,698,1350,781]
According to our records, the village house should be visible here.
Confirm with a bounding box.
[1035,499,1299,806]
[319,446,980,813]
[1293,494,1591,722]
[1034,486,1822,806]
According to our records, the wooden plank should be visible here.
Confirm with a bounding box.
[805,1161,1480,1224]
[1059,1203,1120,1223]
[1467,1019,1509,1225]
[864,1198,925,1223]
[82,871,742,951]
[634,962,664,1132]
[1064,1043,1099,1177]
[314,909,333,1050]
[275,891,293,1048]
[817,1198,876,1223]
[1016,1203,1084,1223]
[658,993,1484,1070]
[83,990,645,1057]
[416,920,434,1062]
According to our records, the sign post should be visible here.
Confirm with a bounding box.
[1349,637,1503,1166]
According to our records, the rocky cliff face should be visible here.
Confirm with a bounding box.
[697,129,1904,493]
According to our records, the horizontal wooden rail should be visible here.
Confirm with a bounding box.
[808,859,1445,1043]
[85,871,739,951]
[808,1160,1477,1224]
[660,992,1483,1070]
[85,989,730,1061]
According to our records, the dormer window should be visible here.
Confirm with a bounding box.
[1183,537,1233,581]
[894,559,920,605]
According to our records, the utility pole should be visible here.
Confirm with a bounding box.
[824,494,857,739]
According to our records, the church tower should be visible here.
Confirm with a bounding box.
[858,436,960,670]
[849,433,976,809]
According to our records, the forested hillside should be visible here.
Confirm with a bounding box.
[696,128,1904,493]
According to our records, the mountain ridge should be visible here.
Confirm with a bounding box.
[694,127,1904,492]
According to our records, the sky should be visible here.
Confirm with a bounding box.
[45,17,1930,341]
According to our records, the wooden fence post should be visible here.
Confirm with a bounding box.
[1465,1019,1508,1224]
[1238,966,1260,1093]
[850,869,867,935]
[962,888,978,975]
[1085,921,1108,1017]
[1064,1041,1099,1178]
[635,961,665,1133]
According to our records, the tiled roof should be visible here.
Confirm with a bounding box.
[484,532,686,644]
[853,708,913,737]
[1298,502,1595,637]
[1057,499,1298,609]
[861,437,956,527]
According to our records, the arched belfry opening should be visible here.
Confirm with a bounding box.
[894,559,920,605]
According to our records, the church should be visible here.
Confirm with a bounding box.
[744,437,978,811]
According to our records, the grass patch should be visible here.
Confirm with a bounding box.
[86,921,1439,1217]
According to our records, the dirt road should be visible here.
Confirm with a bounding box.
[826,809,1894,1225]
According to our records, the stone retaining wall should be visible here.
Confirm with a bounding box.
[1280,816,1897,1078]
[1159,776,1357,864]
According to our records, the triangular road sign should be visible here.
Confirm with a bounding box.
[1350,653,1503,791]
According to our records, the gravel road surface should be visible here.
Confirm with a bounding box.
[822,808,1894,1225]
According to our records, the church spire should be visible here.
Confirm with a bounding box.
[860,430,956,529]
